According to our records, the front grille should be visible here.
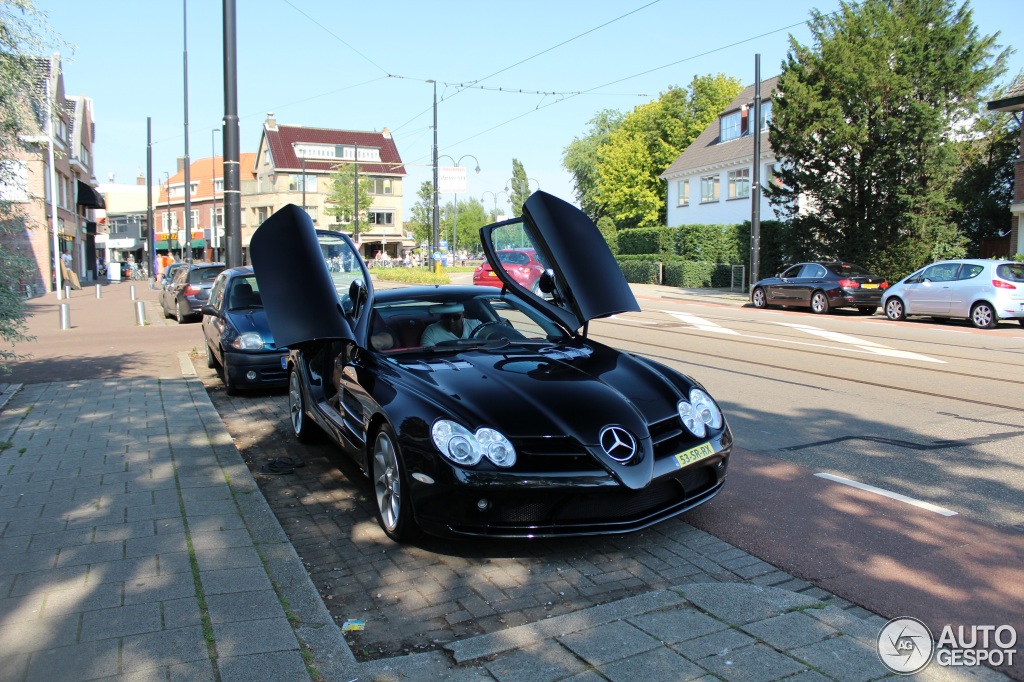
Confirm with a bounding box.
[648,415,699,460]
[513,436,604,473]
[556,479,684,522]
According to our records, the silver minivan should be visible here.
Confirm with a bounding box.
[882,259,1024,328]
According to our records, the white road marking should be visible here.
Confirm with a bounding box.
[650,309,945,363]
[664,311,740,334]
[774,322,943,363]
[814,473,958,516]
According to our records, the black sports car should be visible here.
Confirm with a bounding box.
[250,192,733,542]
[750,262,889,315]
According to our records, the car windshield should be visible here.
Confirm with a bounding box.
[227,276,263,310]
[370,291,569,354]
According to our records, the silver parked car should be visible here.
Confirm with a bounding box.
[882,259,1024,329]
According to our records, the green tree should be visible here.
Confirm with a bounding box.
[1,1,56,372]
[950,74,1021,257]
[596,74,741,229]
[324,162,372,233]
[561,109,625,221]
[596,216,618,255]
[444,198,488,256]
[767,0,1007,280]
[407,180,434,246]
[508,158,530,217]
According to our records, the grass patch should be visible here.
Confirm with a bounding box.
[0,441,12,451]
[787,602,827,612]
[372,268,449,285]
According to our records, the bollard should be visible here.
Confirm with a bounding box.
[59,302,70,330]
[134,300,147,326]
[130,284,137,301]
[95,284,102,299]
[65,285,71,299]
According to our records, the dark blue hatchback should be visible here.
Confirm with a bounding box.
[201,266,288,394]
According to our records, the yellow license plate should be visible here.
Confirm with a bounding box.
[674,442,715,468]
[488,271,497,277]
[861,283,878,289]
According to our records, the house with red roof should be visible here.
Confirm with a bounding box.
[248,114,408,257]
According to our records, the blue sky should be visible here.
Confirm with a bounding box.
[37,0,1023,218]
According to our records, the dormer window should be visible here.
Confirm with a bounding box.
[720,111,741,142]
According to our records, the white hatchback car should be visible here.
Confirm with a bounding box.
[882,259,1024,328]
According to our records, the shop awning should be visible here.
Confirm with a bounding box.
[76,180,106,209]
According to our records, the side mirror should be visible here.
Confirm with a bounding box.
[538,269,557,294]
[347,279,366,317]
[201,304,218,317]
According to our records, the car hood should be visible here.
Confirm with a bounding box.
[250,204,355,348]
[480,192,640,331]
[226,309,281,348]
[389,342,695,489]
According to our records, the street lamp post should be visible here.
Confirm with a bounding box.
[437,154,480,265]
[481,190,509,222]
[212,128,220,261]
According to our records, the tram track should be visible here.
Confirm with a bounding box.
[592,325,1024,415]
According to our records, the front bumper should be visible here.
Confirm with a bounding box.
[224,350,288,388]
[408,428,732,538]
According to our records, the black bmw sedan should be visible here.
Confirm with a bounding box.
[201,266,288,395]
[250,194,733,542]
[750,262,889,315]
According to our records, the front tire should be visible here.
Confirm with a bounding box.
[810,291,830,314]
[751,287,768,309]
[289,367,316,443]
[885,298,906,321]
[371,424,419,543]
[222,355,238,395]
[970,302,996,329]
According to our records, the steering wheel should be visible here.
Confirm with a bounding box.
[469,321,524,341]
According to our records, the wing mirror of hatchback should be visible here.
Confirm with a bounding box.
[201,304,219,317]
[538,269,557,294]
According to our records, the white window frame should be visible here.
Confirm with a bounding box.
[720,112,741,142]
[727,168,750,199]
[368,210,394,226]
[700,174,720,203]
[676,179,689,206]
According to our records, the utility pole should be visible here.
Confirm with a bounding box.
[750,53,762,292]
[147,118,154,278]
[222,0,242,267]
[353,143,360,241]
[430,80,440,273]
[182,0,192,262]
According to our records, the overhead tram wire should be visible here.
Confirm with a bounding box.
[443,11,842,149]
[281,0,391,76]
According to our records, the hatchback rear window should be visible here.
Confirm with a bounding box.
[996,263,1024,282]
[190,267,225,284]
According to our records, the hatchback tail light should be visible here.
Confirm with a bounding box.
[183,285,200,296]
[993,279,1016,290]
[837,279,859,288]
[880,281,889,289]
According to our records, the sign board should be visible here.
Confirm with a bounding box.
[438,166,467,194]
[107,238,137,249]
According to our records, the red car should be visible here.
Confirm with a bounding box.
[473,248,544,293]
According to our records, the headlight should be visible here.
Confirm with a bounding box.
[231,332,265,350]
[431,420,516,468]
[677,389,723,437]
[677,400,706,438]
